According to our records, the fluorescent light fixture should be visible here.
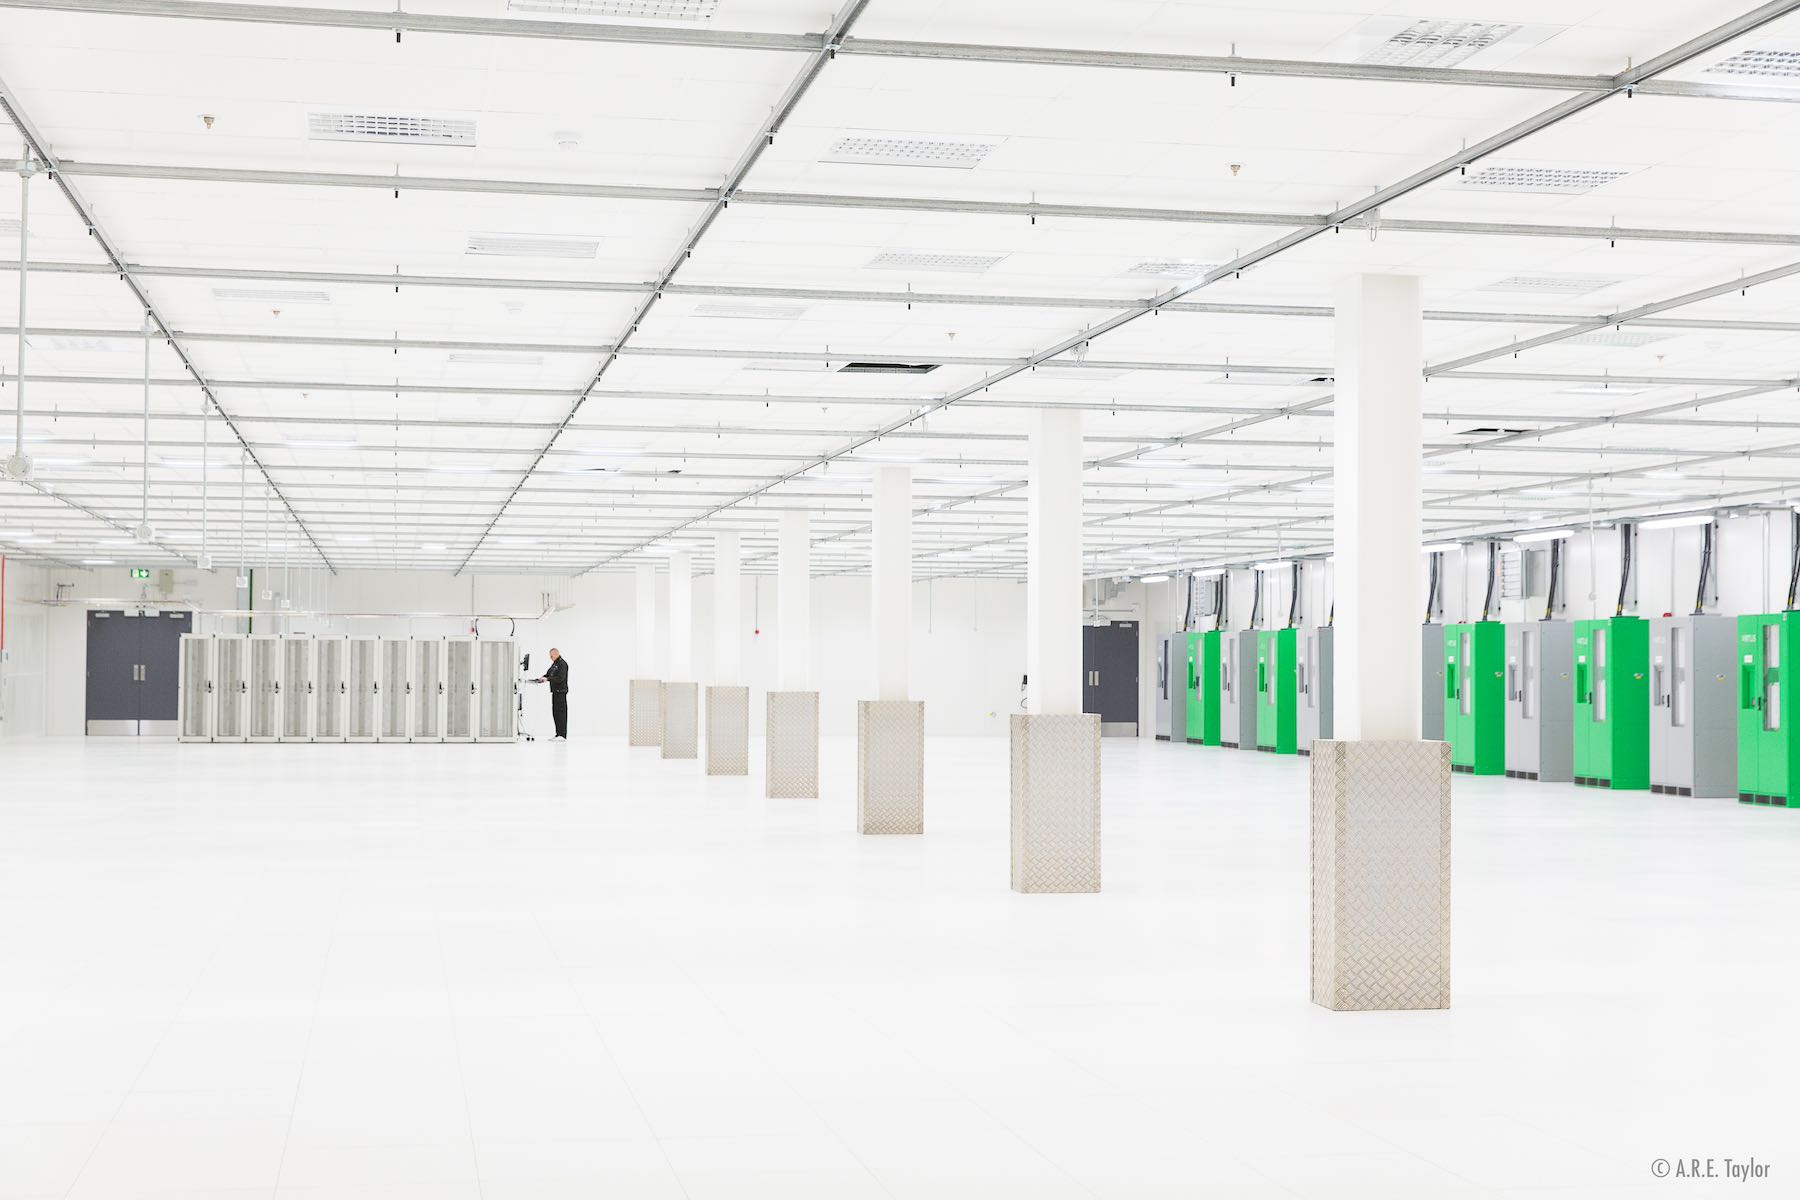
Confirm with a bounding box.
[337,535,372,543]
[1139,574,1171,583]
[281,438,360,450]
[0,529,36,539]
[1638,514,1715,531]
[824,135,999,169]
[506,0,721,19]
[1254,559,1293,572]
[419,542,448,552]
[1421,542,1461,553]
[1514,528,1574,543]
[466,234,598,260]
[1559,383,1652,396]
[428,466,495,475]
[213,287,331,305]
[497,537,538,546]
[309,112,476,146]
[1191,568,1225,578]
[82,558,116,565]
[867,250,1008,275]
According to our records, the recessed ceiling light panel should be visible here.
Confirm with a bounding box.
[504,0,719,19]
[213,287,332,304]
[1562,329,1671,349]
[1356,19,1522,67]
[467,233,600,259]
[867,250,1007,275]
[447,351,546,366]
[1479,274,1627,295]
[1704,47,1800,81]
[1125,260,1217,279]
[308,112,476,146]
[1455,163,1633,193]
[824,135,999,169]
[692,302,810,320]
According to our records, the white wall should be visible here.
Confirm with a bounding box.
[13,564,1027,740]
[0,556,51,738]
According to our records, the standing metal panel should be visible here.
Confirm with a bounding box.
[1421,623,1445,740]
[411,638,444,742]
[477,639,517,742]
[1651,615,1738,798]
[443,637,478,742]
[1155,635,1173,740]
[378,638,411,741]
[1505,623,1540,778]
[1228,630,1258,751]
[313,637,346,742]
[246,635,283,742]
[280,637,315,742]
[1296,626,1333,755]
[213,635,249,742]
[178,633,215,742]
[345,637,381,742]
[1218,629,1242,749]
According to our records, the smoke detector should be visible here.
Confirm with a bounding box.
[3,453,31,481]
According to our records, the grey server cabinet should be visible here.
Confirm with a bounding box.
[477,639,518,742]
[1505,621,1573,782]
[1155,635,1174,740]
[1222,630,1258,750]
[411,639,444,742]
[213,634,250,742]
[1422,623,1445,740]
[313,637,346,742]
[1650,615,1738,797]
[1297,626,1334,756]
[178,634,214,742]
[246,634,283,743]
[280,637,315,742]
[344,637,381,742]
[443,637,479,742]
[378,638,412,742]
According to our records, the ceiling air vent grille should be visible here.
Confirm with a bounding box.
[1455,163,1630,193]
[824,136,998,169]
[467,233,599,259]
[693,302,810,320]
[448,351,546,366]
[1563,329,1671,348]
[213,287,332,304]
[1704,48,1800,79]
[0,218,18,237]
[867,250,1007,274]
[1480,274,1626,295]
[1356,20,1522,68]
[308,112,477,146]
[1457,426,1536,436]
[1125,259,1217,279]
[837,362,940,375]
[505,0,720,18]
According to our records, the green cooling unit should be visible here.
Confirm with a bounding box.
[1255,628,1297,754]
[1444,621,1506,775]
[1572,617,1650,790]
[1736,613,1800,808]
[1185,631,1222,745]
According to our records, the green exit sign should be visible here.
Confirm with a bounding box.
[129,568,151,580]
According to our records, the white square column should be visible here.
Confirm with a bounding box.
[628,562,661,747]
[1313,273,1449,1011]
[1012,408,1100,892]
[768,509,819,798]
[706,532,748,776]
[859,467,922,833]
[662,550,698,760]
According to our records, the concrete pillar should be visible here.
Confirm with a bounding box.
[628,562,661,746]
[860,466,922,833]
[706,532,747,775]
[768,509,818,798]
[1312,273,1449,1011]
[1012,408,1100,893]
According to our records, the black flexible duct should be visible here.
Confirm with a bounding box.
[1183,572,1194,632]
[1615,524,1634,617]
[1249,570,1263,629]
[1693,522,1714,616]
[1480,540,1497,623]
[1424,552,1440,624]
[1543,538,1562,621]
[1287,561,1301,628]
[1787,511,1800,611]
[1215,575,1226,631]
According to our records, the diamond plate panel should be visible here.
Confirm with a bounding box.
[857,700,924,835]
[660,681,699,760]
[628,678,662,747]
[706,685,750,776]
[766,691,820,799]
[1010,714,1102,893]
[1311,739,1452,1011]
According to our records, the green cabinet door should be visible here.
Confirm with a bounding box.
[1445,622,1505,774]
[1738,613,1799,806]
[1574,621,1598,782]
[1736,617,1764,798]
[1201,630,1223,746]
[1184,632,1204,742]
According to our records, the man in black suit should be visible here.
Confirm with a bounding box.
[534,648,570,740]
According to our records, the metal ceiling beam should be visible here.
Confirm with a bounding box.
[0,71,337,572]
[4,0,1796,104]
[47,160,1800,249]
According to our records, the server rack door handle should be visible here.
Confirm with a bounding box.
[1652,664,1665,706]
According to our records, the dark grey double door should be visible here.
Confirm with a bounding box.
[86,609,193,735]
[1082,620,1139,736]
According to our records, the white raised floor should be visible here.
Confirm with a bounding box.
[0,736,1794,1199]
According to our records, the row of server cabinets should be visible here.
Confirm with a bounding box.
[178,634,519,743]
[1426,616,1750,800]
[1157,627,1334,756]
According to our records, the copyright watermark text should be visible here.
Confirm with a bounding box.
[1652,1157,1772,1182]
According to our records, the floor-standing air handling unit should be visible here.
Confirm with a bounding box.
[1573,617,1650,789]
[1444,621,1505,775]
[1649,615,1737,798]
[1296,626,1333,755]
[477,639,518,742]
[313,636,346,742]
[1220,630,1258,750]
[1187,630,1220,745]
[345,636,381,743]
[280,636,314,742]
[1255,627,1297,754]
[1155,635,1174,741]
[1421,624,1445,740]
[378,638,411,742]
[411,638,444,742]
[443,637,479,742]
[246,634,282,743]
[1736,613,1800,807]
[1505,621,1573,781]
[178,634,215,742]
